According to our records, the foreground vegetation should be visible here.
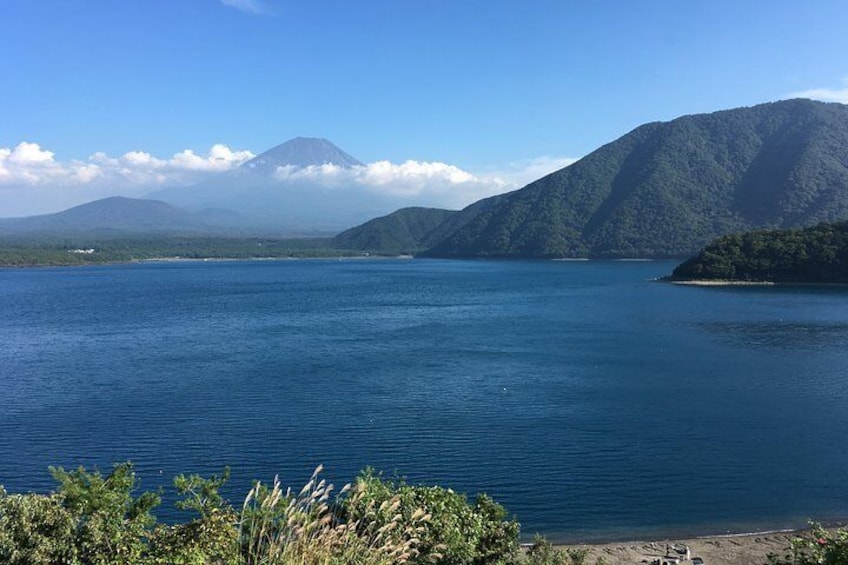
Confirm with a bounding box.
[668,221,848,283]
[0,463,526,565]
[1,463,846,564]
[767,523,848,565]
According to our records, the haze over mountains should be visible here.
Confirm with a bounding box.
[149,137,437,232]
[0,197,230,236]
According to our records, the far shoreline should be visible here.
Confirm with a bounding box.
[666,279,775,286]
[138,254,415,263]
[0,254,416,269]
[661,278,848,287]
[540,523,846,565]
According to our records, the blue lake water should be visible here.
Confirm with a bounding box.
[1,258,847,542]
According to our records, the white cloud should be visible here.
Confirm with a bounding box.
[171,144,255,171]
[480,156,579,188]
[8,142,55,164]
[219,0,274,16]
[0,139,577,217]
[788,78,848,104]
[0,142,257,216]
[122,150,164,167]
[0,142,80,185]
[362,160,476,187]
[270,155,577,209]
[272,160,500,207]
[0,143,254,189]
[70,163,102,183]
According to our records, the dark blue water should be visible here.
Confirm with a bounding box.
[1,259,847,541]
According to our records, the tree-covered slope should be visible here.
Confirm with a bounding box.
[424,99,848,258]
[332,207,457,254]
[668,221,848,283]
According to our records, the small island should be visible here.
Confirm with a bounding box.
[666,221,848,284]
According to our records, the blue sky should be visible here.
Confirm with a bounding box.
[1,0,848,216]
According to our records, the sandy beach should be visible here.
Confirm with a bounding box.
[545,530,805,564]
[665,279,775,286]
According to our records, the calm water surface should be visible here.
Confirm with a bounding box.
[1,259,847,541]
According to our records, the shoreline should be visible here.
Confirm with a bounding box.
[0,254,416,269]
[542,527,829,565]
[664,279,775,286]
[663,278,848,287]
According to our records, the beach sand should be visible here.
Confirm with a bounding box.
[544,530,802,564]
[666,280,775,286]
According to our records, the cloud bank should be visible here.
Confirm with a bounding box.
[269,156,578,209]
[273,160,499,207]
[0,141,576,217]
[0,143,256,216]
[788,78,848,104]
[0,142,254,188]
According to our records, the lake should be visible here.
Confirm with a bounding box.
[1,258,847,542]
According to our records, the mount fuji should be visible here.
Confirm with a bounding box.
[148,137,397,233]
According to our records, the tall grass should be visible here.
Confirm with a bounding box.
[238,465,433,565]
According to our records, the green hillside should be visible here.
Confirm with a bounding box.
[667,221,848,283]
[423,99,848,258]
[332,207,457,254]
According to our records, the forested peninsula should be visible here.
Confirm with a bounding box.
[0,236,355,267]
[667,221,848,283]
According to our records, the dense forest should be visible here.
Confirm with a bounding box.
[0,236,351,267]
[422,99,848,258]
[667,221,848,282]
[332,207,457,255]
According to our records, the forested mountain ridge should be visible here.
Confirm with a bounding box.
[667,221,848,283]
[332,207,456,254]
[332,195,512,255]
[423,99,848,258]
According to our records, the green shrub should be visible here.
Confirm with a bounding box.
[0,487,78,565]
[50,462,160,565]
[148,510,239,565]
[343,469,520,565]
[524,535,570,565]
[147,468,239,565]
[767,522,848,565]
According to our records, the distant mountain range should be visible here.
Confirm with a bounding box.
[5,99,848,258]
[0,197,210,235]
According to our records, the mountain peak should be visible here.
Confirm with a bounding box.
[238,137,363,174]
